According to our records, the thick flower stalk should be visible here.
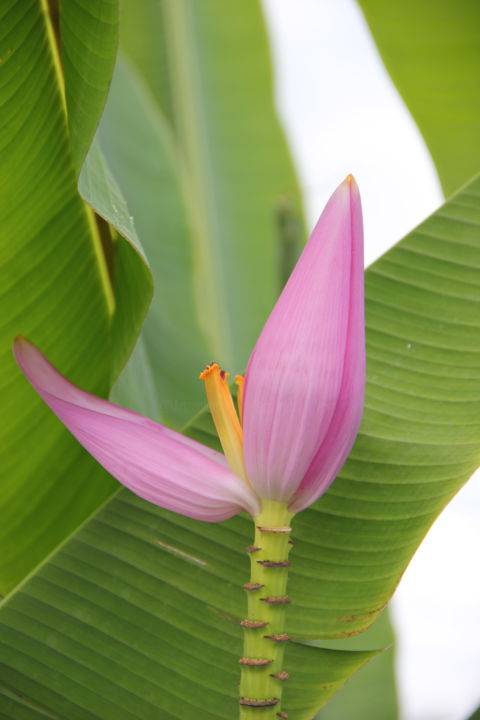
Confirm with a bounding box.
[14,176,364,719]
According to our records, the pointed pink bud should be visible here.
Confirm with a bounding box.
[13,338,260,521]
[242,176,365,508]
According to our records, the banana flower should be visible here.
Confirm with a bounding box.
[14,176,364,522]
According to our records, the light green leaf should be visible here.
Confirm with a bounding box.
[1,176,479,715]
[61,0,119,175]
[98,56,210,425]
[357,0,480,196]
[79,140,143,261]
[118,0,305,372]
[314,612,397,720]
[78,138,153,384]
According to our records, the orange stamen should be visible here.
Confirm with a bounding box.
[235,375,244,421]
[199,363,247,482]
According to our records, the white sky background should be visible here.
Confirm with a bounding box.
[261,1,480,719]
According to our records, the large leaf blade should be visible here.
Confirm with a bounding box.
[0,0,118,594]
[60,0,119,175]
[0,490,376,720]
[284,177,480,638]
[0,0,152,593]
[98,56,210,425]
[118,0,305,372]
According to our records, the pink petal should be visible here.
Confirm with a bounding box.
[290,179,365,512]
[242,176,364,502]
[14,338,260,521]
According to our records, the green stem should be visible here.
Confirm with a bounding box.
[239,500,294,720]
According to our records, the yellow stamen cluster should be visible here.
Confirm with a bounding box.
[199,363,247,483]
[235,375,244,420]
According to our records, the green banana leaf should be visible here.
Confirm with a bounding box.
[60,0,119,175]
[2,175,479,717]
[0,0,152,593]
[98,55,211,425]
[466,705,480,720]
[314,612,397,720]
[117,0,305,377]
[357,0,480,196]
